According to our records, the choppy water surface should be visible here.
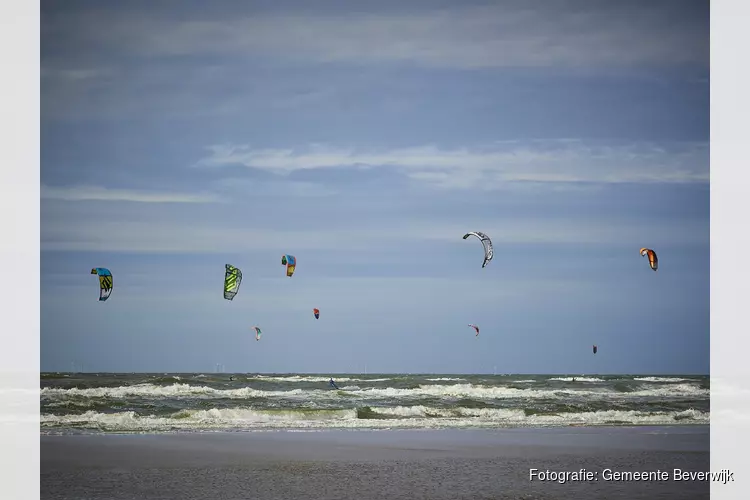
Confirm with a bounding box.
[40,372,709,433]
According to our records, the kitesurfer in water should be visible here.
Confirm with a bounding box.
[329,378,339,389]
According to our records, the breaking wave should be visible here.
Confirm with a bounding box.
[40,406,708,433]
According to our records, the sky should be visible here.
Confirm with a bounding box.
[40,0,709,374]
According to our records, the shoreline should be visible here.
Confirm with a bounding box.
[40,421,710,435]
[42,425,710,500]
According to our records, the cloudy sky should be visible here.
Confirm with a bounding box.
[40,0,709,374]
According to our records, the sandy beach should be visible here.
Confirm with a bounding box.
[41,425,709,500]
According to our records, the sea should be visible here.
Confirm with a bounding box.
[40,373,709,434]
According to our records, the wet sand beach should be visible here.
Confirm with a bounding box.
[41,426,709,500]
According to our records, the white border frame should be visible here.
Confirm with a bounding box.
[711,1,750,499]
[0,0,40,499]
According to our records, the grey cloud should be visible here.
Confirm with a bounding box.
[196,140,710,188]
[42,1,707,71]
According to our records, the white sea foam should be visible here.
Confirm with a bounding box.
[548,377,605,382]
[252,375,393,383]
[40,383,303,399]
[40,381,709,401]
[633,377,698,383]
[39,406,709,432]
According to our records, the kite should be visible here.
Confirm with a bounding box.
[639,248,658,271]
[468,324,480,337]
[253,326,262,341]
[462,232,493,268]
[313,308,320,319]
[223,264,243,300]
[593,345,598,354]
[281,255,296,277]
[90,267,113,302]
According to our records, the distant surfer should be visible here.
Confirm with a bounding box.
[572,377,576,382]
[229,376,234,381]
[329,378,339,390]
